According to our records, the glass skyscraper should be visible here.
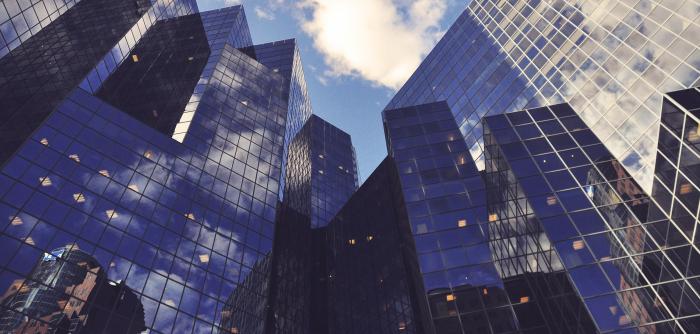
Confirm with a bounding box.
[1,0,700,333]
[0,2,312,333]
[388,0,700,193]
[284,114,358,228]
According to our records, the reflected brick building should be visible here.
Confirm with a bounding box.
[0,245,145,333]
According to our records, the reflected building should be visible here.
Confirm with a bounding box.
[387,0,700,192]
[482,103,699,333]
[0,244,145,333]
[0,2,312,333]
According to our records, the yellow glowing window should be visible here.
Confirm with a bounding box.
[105,210,118,219]
[144,150,154,159]
[128,184,140,192]
[40,138,49,146]
[199,254,210,263]
[24,237,35,245]
[185,213,195,220]
[457,219,467,227]
[10,216,23,226]
[680,183,693,195]
[232,328,239,334]
[488,213,498,222]
[482,288,489,295]
[445,294,456,302]
[69,154,80,163]
[73,193,86,203]
[520,296,530,303]
[366,235,373,241]
[546,196,557,205]
[618,315,631,326]
[572,240,585,250]
[132,54,139,62]
[348,239,356,245]
[39,177,52,187]
[99,170,110,178]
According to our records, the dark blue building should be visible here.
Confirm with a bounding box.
[0,2,312,333]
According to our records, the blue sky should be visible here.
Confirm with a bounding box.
[197,0,467,182]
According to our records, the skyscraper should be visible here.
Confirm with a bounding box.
[284,114,358,228]
[0,2,311,333]
[388,0,700,192]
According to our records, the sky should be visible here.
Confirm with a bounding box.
[197,0,467,182]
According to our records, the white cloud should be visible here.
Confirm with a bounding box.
[297,0,448,89]
[255,5,276,20]
[224,0,241,5]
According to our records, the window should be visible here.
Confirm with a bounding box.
[73,193,86,203]
[132,54,139,62]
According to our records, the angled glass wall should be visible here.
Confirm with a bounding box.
[483,103,700,332]
[387,0,700,193]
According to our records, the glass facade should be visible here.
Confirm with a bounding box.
[0,3,300,334]
[0,0,197,164]
[253,39,314,200]
[483,103,700,332]
[284,114,358,228]
[651,87,700,245]
[383,101,498,333]
[387,0,700,193]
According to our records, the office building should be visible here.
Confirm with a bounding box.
[0,2,312,333]
[387,0,700,192]
[283,115,358,228]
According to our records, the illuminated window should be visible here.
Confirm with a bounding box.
[24,237,35,245]
[40,138,49,146]
[10,216,22,226]
[105,210,118,219]
[199,254,209,263]
[338,165,344,170]
[99,170,110,177]
[128,184,139,192]
[187,56,194,61]
[132,54,139,62]
[241,101,248,106]
[366,235,373,241]
[69,154,80,163]
[488,213,498,222]
[73,193,86,203]
[39,177,52,187]
[164,299,176,307]
[457,219,467,227]
[398,322,406,331]
[348,239,356,245]
[520,296,530,303]
[482,288,488,295]
[232,328,239,334]
[680,183,693,195]
[445,294,456,302]
[618,315,631,326]
[609,306,618,315]
[319,154,324,159]
[546,196,557,205]
[185,213,195,220]
[319,170,324,175]
[143,150,154,159]
[572,240,584,250]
